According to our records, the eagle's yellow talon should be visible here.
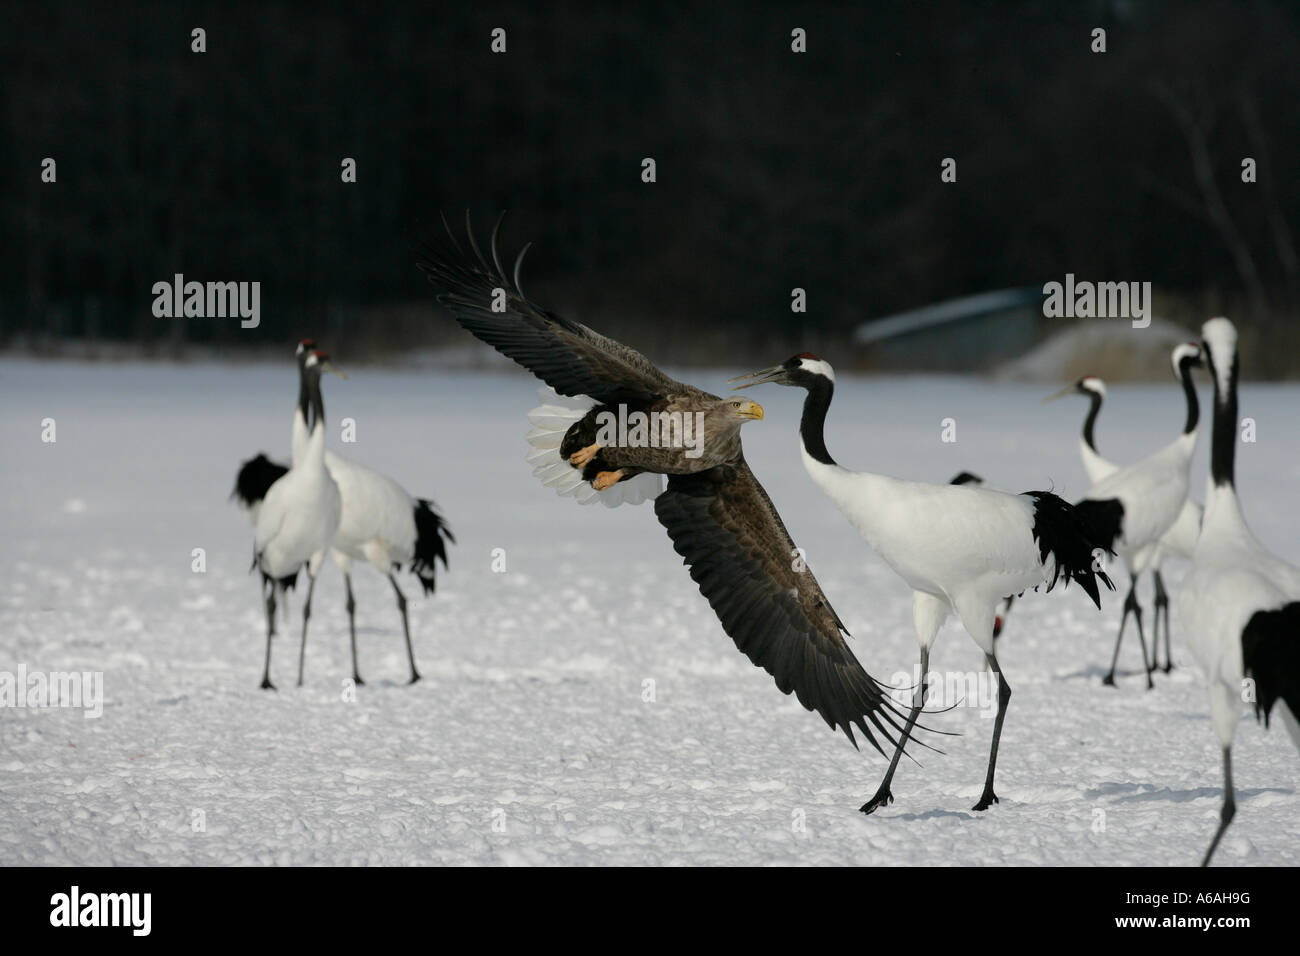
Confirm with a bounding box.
[569,443,601,467]
[592,469,626,491]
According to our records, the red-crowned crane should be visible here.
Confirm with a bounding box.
[1181,317,1300,866]
[732,354,1114,814]
[248,350,343,689]
[1046,372,1203,673]
[1067,344,1202,688]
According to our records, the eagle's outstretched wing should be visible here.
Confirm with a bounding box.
[417,213,711,406]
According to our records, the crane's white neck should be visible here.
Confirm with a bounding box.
[292,407,309,466]
[302,407,328,468]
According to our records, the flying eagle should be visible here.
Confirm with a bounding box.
[417,214,922,758]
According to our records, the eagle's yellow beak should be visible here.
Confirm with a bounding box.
[736,399,764,421]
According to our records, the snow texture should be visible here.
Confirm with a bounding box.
[2,358,1297,865]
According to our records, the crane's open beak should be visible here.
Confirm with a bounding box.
[321,360,347,380]
[735,398,764,420]
[728,365,788,389]
[1041,383,1075,403]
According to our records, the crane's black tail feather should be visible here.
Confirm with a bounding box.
[259,569,299,593]
[1242,602,1300,730]
[1026,491,1116,608]
[1071,497,1125,554]
[232,453,289,508]
[409,499,454,596]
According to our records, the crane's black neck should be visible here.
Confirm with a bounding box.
[799,377,836,466]
[1082,390,1102,453]
[1209,351,1238,487]
[1178,357,1200,436]
[303,370,326,433]
[298,366,312,427]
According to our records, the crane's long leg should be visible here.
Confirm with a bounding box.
[973,651,1012,811]
[1147,573,1164,674]
[1201,747,1235,866]
[860,646,928,815]
[344,572,364,686]
[1103,576,1153,689]
[388,573,420,684]
[1151,569,1173,673]
[296,570,317,688]
[260,580,277,690]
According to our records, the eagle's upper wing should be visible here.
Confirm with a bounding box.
[417,214,710,406]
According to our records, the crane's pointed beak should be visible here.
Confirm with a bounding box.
[728,365,787,389]
[321,360,347,380]
[1041,383,1074,404]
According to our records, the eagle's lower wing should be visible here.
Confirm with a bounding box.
[655,457,914,754]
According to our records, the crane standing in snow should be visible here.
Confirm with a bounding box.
[1047,372,1202,673]
[247,350,343,690]
[1070,344,1202,688]
[1181,317,1300,866]
[732,354,1114,814]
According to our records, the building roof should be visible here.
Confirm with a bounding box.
[853,287,1044,344]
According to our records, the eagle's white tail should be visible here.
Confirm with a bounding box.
[525,387,663,508]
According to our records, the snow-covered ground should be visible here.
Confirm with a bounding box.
[2,356,1297,866]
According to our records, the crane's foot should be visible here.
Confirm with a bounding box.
[859,787,894,815]
[1101,672,1117,687]
[260,678,276,691]
[407,671,421,685]
[1145,676,1155,691]
[352,674,365,687]
[1163,662,1174,674]
[972,790,999,812]
[592,469,627,491]
[568,443,601,467]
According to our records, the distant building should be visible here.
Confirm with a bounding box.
[853,287,1046,371]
